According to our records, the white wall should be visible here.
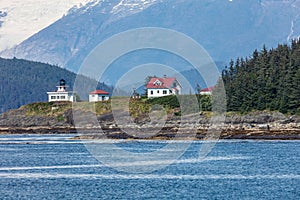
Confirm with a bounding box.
[89,94,110,102]
[200,91,212,95]
[172,80,182,95]
[47,92,75,102]
[147,88,173,98]
[89,94,97,102]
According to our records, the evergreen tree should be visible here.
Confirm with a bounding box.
[219,38,300,114]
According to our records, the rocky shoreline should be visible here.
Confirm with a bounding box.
[0,127,299,140]
[0,106,299,140]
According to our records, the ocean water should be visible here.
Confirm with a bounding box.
[0,134,299,199]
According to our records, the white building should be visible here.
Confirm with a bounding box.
[199,86,214,95]
[89,90,110,102]
[47,79,76,102]
[146,76,182,98]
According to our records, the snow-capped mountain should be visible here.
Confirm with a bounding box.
[0,0,163,68]
[1,0,300,85]
[0,0,95,51]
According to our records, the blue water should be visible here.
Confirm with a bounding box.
[0,134,299,199]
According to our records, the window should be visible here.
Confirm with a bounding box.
[163,90,167,94]
[157,90,159,93]
[61,96,66,99]
[154,80,162,86]
[150,90,153,95]
[51,96,56,99]
[169,90,172,93]
[57,96,60,99]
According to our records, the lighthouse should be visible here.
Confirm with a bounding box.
[47,79,76,102]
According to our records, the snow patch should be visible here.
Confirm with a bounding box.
[0,0,94,52]
[106,0,160,24]
[111,0,159,14]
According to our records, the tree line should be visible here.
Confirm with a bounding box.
[220,39,300,114]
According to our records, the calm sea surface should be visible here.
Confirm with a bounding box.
[0,134,299,199]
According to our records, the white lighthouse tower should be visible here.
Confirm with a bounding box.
[47,79,76,102]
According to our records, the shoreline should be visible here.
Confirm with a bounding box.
[0,127,299,140]
[1,104,299,140]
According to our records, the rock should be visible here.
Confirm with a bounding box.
[0,106,299,140]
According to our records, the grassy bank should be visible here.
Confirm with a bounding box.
[22,95,211,118]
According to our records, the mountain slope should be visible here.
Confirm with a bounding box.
[0,0,94,51]
[0,57,112,113]
[1,0,300,83]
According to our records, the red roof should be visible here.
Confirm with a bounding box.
[146,77,177,89]
[90,90,109,95]
[200,86,214,92]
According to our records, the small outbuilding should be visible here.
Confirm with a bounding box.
[199,86,214,95]
[89,90,110,102]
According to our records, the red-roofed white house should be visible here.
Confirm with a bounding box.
[89,90,110,102]
[146,76,182,98]
[199,86,214,95]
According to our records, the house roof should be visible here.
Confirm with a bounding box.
[200,86,214,92]
[146,77,177,89]
[90,90,109,95]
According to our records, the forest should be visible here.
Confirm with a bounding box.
[221,38,300,114]
[0,57,112,113]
